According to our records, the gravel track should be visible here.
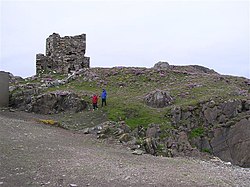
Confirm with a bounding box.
[0,111,249,187]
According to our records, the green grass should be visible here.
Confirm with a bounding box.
[103,95,166,129]
[190,127,205,138]
[202,148,212,154]
[18,67,249,130]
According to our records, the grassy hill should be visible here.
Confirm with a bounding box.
[11,66,248,130]
[9,65,250,167]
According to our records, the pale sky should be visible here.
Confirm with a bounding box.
[0,0,249,78]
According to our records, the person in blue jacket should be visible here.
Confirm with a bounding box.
[101,89,107,107]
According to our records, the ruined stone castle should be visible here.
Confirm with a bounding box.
[36,33,90,74]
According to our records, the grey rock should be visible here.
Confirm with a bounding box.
[243,100,250,110]
[132,149,144,155]
[177,131,192,151]
[153,61,170,69]
[191,136,212,153]
[221,99,242,118]
[171,106,181,124]
[97,134,107,139]
[227,118,250,167]
[204,106,219,124]
[144,137,157,155]
[189,65,217,74]
[218,114,226,123]
[146,124,160,138]
[144,89,173,108]
[211,118,250,167]
[182,111,192,120]
[119,133,131,143]
[118,121,131,133]
[11,91,87,114]
[83,128,90,134]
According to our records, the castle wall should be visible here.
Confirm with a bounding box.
[36,33,90,74]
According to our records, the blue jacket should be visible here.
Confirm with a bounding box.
[101,90,107,99]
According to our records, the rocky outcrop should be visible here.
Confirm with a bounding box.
[211,118,250,167]
[153,62,217,74]
[31,91,87,114]
[85,121,200,158]
[153,61,170,69]
[170,99,250,167]
[189,65,217,74]
[144,89,173,108]
[9,83,42,110]
[83,98,249,168]
[10,90,87,114]
[8,72,24,84]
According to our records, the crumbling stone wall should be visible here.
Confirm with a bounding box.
[36,33,90,74]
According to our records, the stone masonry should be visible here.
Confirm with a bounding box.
[36,33,90,74]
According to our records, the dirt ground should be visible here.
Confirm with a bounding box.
[0,110,250,187]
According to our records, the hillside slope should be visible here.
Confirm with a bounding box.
[1,112,250,187]
[9,65,250,167]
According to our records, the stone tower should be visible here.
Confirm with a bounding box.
[36,33,90,74]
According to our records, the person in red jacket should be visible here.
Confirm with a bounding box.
[92,94,98,111]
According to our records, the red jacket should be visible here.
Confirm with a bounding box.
[92,95,98,104]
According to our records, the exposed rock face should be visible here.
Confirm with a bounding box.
[144,89,173,108]
[36,33,90,74]
[146,124,161,138]
[8,72,24,84]
[31,91,87,114]
[87,121,201,158]
[170,99,250,167]
[10,90,87,114]
[153,61,170,69]
[9,83,42,110]
[211,118,250,167]
[189,65,217,74]
[153,62,216,74]
[72,97,250,168]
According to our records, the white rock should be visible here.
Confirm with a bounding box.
[132,149,144,155]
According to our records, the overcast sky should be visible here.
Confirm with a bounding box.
[0,0,249,78]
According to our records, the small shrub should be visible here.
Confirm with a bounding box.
[202,148,212,154]
[190,127,204,138]
[38,119,58,125]
[136,138,144,145]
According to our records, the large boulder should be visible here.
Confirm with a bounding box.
[144,137,158,155]
[210,118,250,167]
[153,61,170,69]
[10,90,87,114]
[144,89,173,108]
[146,124,161,138]
[169,99,250,167]
[31,91,87,114]
[9,84,42,110]
[203,106,219,124]
[220,99,242,118]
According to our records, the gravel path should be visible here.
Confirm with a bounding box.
[0,111,250,187]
